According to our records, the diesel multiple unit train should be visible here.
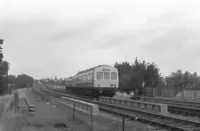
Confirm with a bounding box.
[65,65,119,97]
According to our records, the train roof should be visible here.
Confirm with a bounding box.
[66,76,73,80]
[76,65,112,75]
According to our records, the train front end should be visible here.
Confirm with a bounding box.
[94,65,119,97]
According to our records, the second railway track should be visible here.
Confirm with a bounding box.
[139,97,200,118]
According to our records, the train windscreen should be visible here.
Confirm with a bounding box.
[111,72,117,80]
[104,72,110,80]
[96,72,103,80]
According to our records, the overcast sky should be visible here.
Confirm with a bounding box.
[1,0,200,79]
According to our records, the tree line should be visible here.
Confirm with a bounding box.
[39,77,65,86]
[115,58,200,94]
[114,58,163,93]
[0,74,34,95]
[165,70,200,89]
[7,74,34,88]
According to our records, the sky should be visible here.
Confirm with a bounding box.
[1,0,200,79]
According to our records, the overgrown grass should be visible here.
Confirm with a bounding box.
[0,93,30,131]
[0,94,16,131]
[0,112,62,131]
[0,98,66,131]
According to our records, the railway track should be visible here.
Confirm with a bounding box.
[168,105,200,118]
[36,86,200,131]
[139,97,200,118]
[47,86,200,118]
[140,97,200,108]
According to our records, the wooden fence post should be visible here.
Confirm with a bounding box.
[14,92,19,113]
[73,103,75,121]
[122,116,125,131]
[90,108,94,131]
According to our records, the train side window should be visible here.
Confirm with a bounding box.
[104,72,110,80]
[86,75,88,80]
[96,72,103,80]
[81,75,83,80]
[90,73,92,80]
[88,73,92,80]
[111,72,117,80]
[84,75,86,80]
[78,76,80,81]
[83,75,86,81]
[82,75,84,81]
[91,73,94,80]
[89,73,93,80]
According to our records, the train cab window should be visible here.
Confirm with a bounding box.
[96,72,103,80]
[104,72,110,80]
[111,72,117,80]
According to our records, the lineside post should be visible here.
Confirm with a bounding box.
[73,103,75,121]
[122,116,125,131]
[90,108,94,131]
[14,91,19,113]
